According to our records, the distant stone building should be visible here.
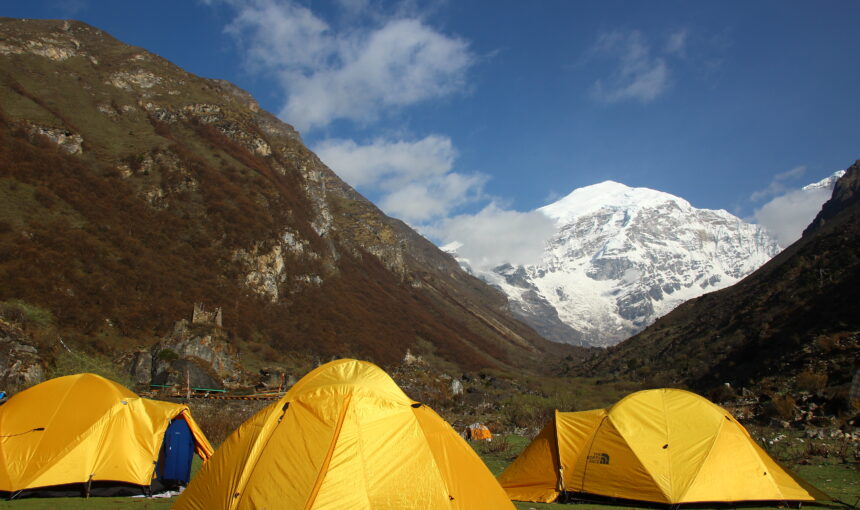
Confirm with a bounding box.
[850,369,860,410]
[192,303,222,328]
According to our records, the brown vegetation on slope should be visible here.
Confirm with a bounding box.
[0,17,570,377]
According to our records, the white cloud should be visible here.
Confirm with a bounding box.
[590,30,671,103]
[315,135,455,188]
[380,172,487,223]
[665,29,689,57]
[426,203,556,272]
[750,165,807,202]
[753,187,830,246]
[315,136,486,223]
[221,0,474,131]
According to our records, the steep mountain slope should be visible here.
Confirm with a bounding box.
[0,18,570,377]
[582,161,860,395]
[480,182,780,346]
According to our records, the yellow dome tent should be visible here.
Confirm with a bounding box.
[498,388,828,505]
[0,373,213,498]
[465,423,493,441]
[173,359,514,510]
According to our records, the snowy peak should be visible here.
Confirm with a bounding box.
[478,181,781,347]
[539,181,692,224]
[802,170,846,192]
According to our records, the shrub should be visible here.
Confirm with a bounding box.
[187,401,264,447]
[0,299,54,328]
[480,435,512,455]
[158,348,180,361]
[708,384,738,403]
[766,394,798,421]
[50,349,134,388]
[795,370,828,393]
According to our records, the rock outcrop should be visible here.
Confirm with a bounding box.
[0,320,44,393]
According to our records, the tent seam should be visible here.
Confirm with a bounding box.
[662,391,674,502]
[20,395,133,488]
[676,413,727,501]
[610,416,673,504]
[11,375,82,487]
[303,393,353,510]
[229,401,292,510]
[576,415,607,493]
[552,410,564,493]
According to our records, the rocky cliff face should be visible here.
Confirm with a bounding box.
[0,18,569,384]
[479,181,780,346]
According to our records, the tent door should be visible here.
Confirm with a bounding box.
[157,417,195,486]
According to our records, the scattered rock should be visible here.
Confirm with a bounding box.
[26,124,83,154]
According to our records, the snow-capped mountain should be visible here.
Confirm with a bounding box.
[803,170,845,192]
[478,181,782,347]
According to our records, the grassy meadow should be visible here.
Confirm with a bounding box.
[1,432,856,510]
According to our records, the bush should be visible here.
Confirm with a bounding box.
[796,370,828,393]
[708,384,738,403]
[480,435,512,455]
[187,401,264,447]
[158,348,180,361]
[502,394,556,431]
[0,299,54,328]
[766,394,798,421]
[50,350,133,388]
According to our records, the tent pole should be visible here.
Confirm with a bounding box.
[85,473,94,498]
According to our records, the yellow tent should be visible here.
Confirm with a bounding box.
[499,388,827,504]
[466,423,493,441]
[173,358,514,510]
[0,373,213,497]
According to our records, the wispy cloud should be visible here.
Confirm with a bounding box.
[753,187,830,247]
[219,0,474,132]
[425,203,556,272]
[749,165,806,202]
[665,28,689,57]
[750,165,840,247]
[315,135,486,223]
[589,30,671,103]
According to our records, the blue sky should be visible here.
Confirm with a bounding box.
[6,1,860,266]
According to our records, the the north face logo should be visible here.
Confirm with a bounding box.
[587,452,610,464]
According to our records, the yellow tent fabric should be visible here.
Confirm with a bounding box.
[0,373,213,493]
[499,388,828,504]
[173,359,514,510]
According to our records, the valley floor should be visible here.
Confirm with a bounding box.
[0,434,855,510]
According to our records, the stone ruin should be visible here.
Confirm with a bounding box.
[192,302,222,328]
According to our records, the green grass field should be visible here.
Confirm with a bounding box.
[0,436,856,510]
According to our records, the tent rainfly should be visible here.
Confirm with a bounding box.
[498,388,828,505]
[0,373,213,498]
[173,358,514,510]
